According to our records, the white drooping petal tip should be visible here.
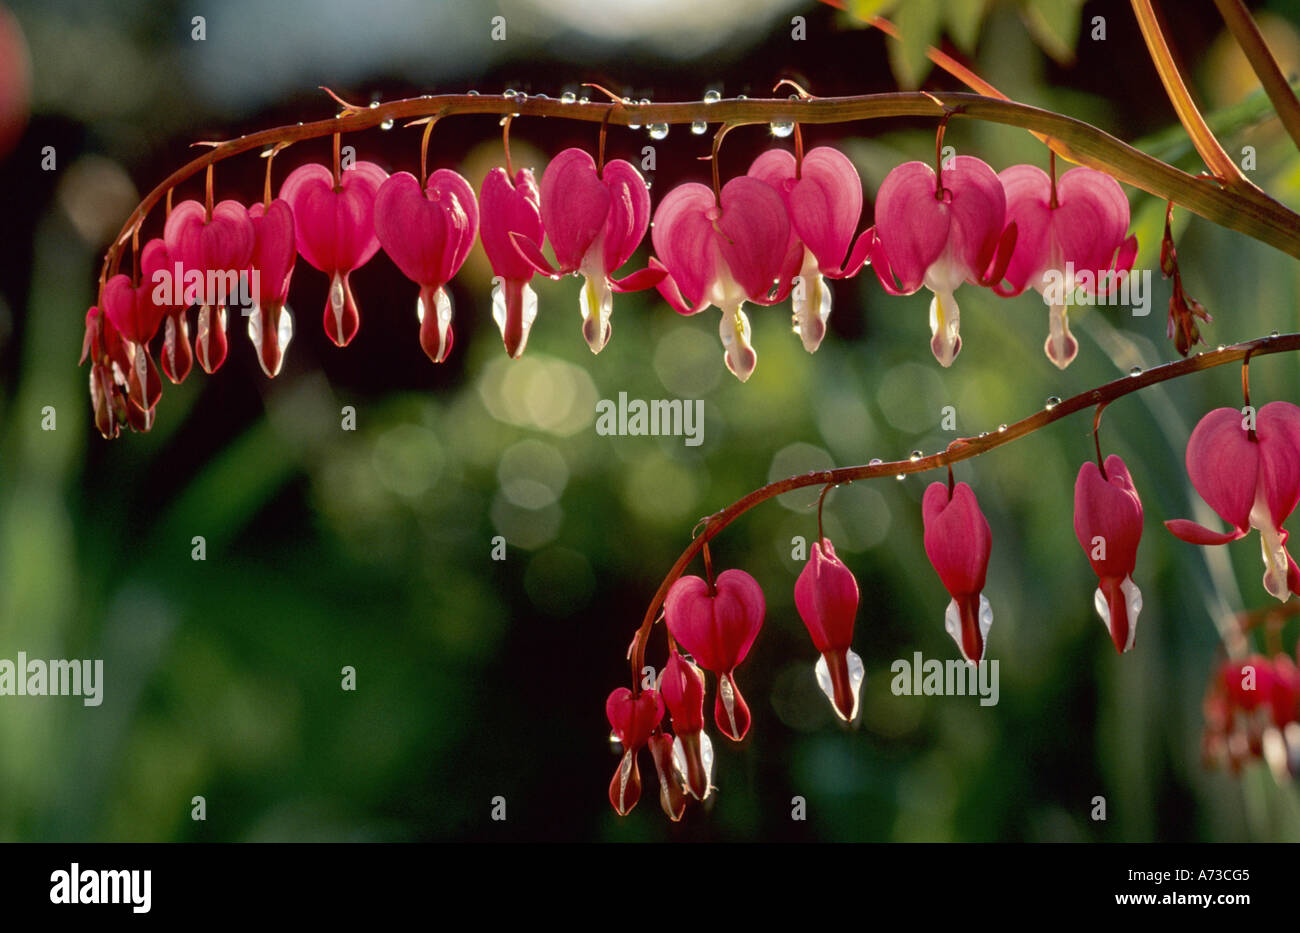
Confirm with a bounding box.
[491,280,539,359]
[943,594,992,663]
[672,732,715,800]
[928,290,962,367]
[815,648,865,722]
[1093,576,1142,653]
[579,274,614,354]
[792,269,832,353]
[719,302,757,382]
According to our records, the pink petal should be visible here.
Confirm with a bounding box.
[922,481,992,597]
[651,182,720,310]
[280,161,386,274]
[598,158,651,276]
[789,147,863,274]
[1073,456,1144,578]
[540,147,610,273]
[997,164,1054,295]
[794,538,859,653]
[941,155,1007,286]
[664,570,765,674]
[1257,401,1300,528]
[1164,519,1247,545]
[715,175,789,300]
[1054,167,1131,283]
[480,166,544,282]
[248,199,296,306]
[872,161,947,293]
[1186,407,1259,532]
[374,169,478,287]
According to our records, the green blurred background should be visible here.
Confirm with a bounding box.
[1,0,1298,842]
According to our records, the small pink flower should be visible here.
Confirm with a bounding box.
[748,146,871,352]
[246,199,297,377]
[1074,455,1144,653]
[163,199,256,373]
[142,238,192,386]
[664,568,765,741]
[1166,403,1300,601]
[646,732,686,821]
[868,156,1014,367]
[652,177,790,381]
[922,481,994,663]
[81,306,128,439]
[374,168,479,364]
[102,239,170,417]
[511,148,664,353]
[658,650,712,800]
[479,166,545,359]
[794,537,863,720]
[279,160,388,347]
[996,165,1137,369]
[605,686,664,816]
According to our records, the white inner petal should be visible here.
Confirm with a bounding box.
[814,649,864,722]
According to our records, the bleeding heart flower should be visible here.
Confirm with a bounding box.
[664,568,765,741]
[868,155,1015,367]
[996,164,1137,369]
[658,650,712,800]
[279,160,388,347]
[1166,403,1300,601]
[81,306,127,439]
[652,176,790,381]
[794,537,864,720]
[511,148,664,354]
[163,198,256,374]
[605,686,664,816]
[1074,455,1144,653]
[479,166,545,359]
[373,168,479,364]
[747,146,871,352]
[246,199,297,377]
[922,480,994,663]
[141,237,192,385]
[101,240,174,418]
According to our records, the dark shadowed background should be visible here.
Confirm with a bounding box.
[1,0,1298,841]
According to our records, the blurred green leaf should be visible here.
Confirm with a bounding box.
[1019,0,1087,65]
[889,0,942,89]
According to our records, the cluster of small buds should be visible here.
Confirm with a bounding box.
[84,127,1146,436]
[1203,652,1300,777]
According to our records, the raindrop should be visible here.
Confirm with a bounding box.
[560,91,576,104]
[514,92,528,103]
[909,450,922,462]
[704,90,722,104]
[691,120,708,135]
[1270,330,1280,338]
[535,93,549,101]
[579,95,590,104]
[1045,396,1061,410]
[770,120,795,138]
[468,90,480,97]
[504,89,517,99]
[1128,366,1141,376]
[737,94,748,100]
[895,473,906,481]
[380,118,394,131]
[997,424,1007,433]
[869,458,883,466]
[1216,344,1226,351]
[648,123,669,140]
[368,100,380,109]
[644,178,653,190]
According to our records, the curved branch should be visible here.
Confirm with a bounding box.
[628,331,1300,681]
[102,90,1300,282]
